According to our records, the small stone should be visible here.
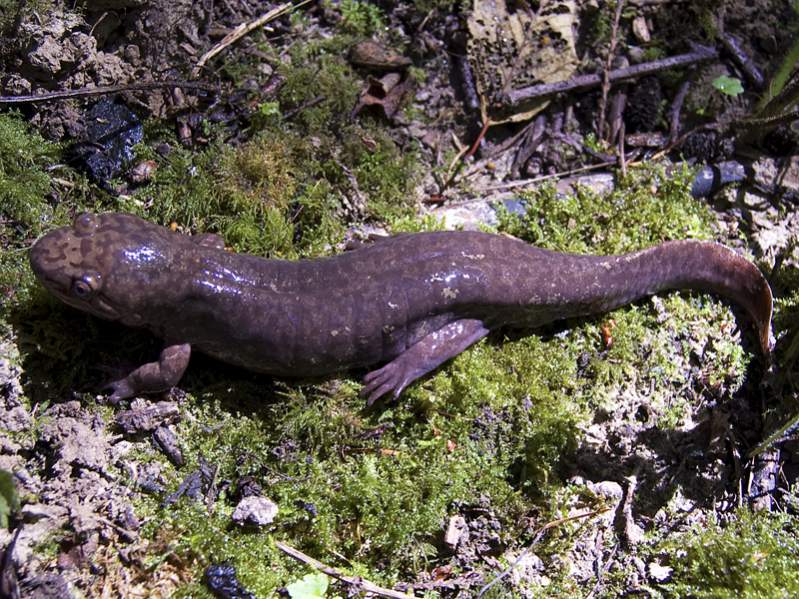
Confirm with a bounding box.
[21,503,69,522]
[632,556,646,576]
[432,201,498,229]
[625,520,645,545]
[0,406,31,432]
[632,16,651,43]
[591,480,624,500]
[648,561,673,582]
[124,44,141,62]
[507,551,548,587]
[444,514,467,548]
[128,159,157,184]
[231,496,278,527]
[751,157,779,187]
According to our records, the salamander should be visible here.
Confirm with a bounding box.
[29,212,773,404]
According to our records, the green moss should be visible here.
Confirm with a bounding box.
[0,112,59,228]
[336,0,386,36]
[278,47,361,134]
[497,164,712,254]
[0,113,95,315]
[128,41,419,258]
[658,509,799,598]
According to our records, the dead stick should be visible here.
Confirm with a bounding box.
[597,0,625,141]
[719,31,764,90]
[465,118,492,159]
[274,541,418,599]
[439,160,618,207]
[192,1,311,77]
[504,45,718,106]
[668,79,691,143]
[0,80,217,104]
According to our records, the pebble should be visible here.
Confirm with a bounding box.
[231,496,278,527]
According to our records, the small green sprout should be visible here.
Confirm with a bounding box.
[712,75,744,97]
[286,572,330,599]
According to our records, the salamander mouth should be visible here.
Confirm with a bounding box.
[36,276,122,321]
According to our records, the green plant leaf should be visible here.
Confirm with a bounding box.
[286,573,329,599]
[713,75,744,96]
[258,101,281,117]
[0,469,19,528]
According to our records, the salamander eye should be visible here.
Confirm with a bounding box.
[71,279,92,299]
[71,272,101,299]
[73,213,99,236]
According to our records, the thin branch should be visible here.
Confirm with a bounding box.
[465,118,492,159]
[192,1,311,77]
[668,79,691,143]
[275,541,417,599]
[736,107,799,131]
[504,45,718,106]
[719,32,764,90]
[648,121,719,161]
[597,0,625,141]
[0,80,217,104]
[438,160,618,208]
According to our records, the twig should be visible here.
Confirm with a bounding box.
[504,45,718,106]
[607,90,627,146]
[0,80,217,104]
[736,107,799,131]
[719,31,764,90]
[465,118,492,159]
[486,116,541,159]
[648,121,719,160]
[192,1,311,77]
[283,94,324,120]
[586,544,619,599]
[510,114,547,178]
[618,121,627,177]
[476,509,610,597]
[275,540,417,599]
[597,0,625,141]
[668,79,691,143]
[481,160,618,193]
[436,160,619,208]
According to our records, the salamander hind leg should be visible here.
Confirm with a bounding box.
[361,319,489,406]
[104,343,191,404]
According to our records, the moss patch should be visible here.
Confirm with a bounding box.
[657,509,799,598]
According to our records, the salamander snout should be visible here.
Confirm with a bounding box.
[30,229,72,293]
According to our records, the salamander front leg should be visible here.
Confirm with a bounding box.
[105,343,191,404]
[361,319,489,406]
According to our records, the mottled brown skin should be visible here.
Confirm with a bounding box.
[29,212,773,405]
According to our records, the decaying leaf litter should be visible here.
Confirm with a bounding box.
[2,0,799,597]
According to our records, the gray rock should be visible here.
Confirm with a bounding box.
[444,514,468,548]
[648,560,673,582]
[431,201,498,229]
[231,496,278,527]
[0,406,31,433]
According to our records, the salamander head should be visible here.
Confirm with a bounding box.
[30,212,179,326]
